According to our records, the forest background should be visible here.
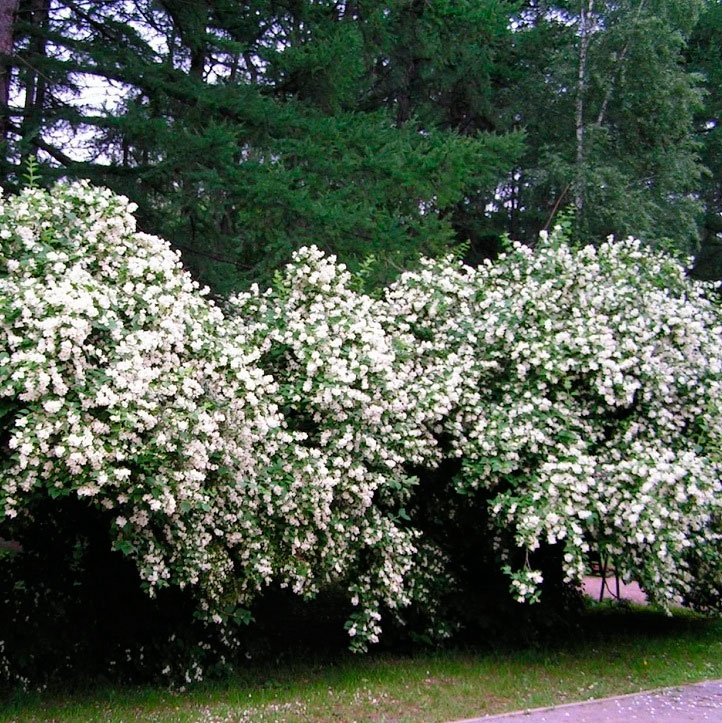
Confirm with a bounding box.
[1,0,721,293]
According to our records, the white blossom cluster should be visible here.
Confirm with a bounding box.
[229,247,451,649]
[0,182,297,620]
[2,183,721,656]
[0,183,444,652]
[382,230,722,607]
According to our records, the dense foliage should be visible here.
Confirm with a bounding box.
[1,0,719,289]
[383,233,722,609]
[2,183,721,684]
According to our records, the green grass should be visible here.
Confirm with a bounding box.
[3,604,722,722]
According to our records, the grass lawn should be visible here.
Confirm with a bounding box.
[3,603,722,722]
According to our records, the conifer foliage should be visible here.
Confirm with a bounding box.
[3,0,718,288]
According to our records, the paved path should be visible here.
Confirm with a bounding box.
[582,576,647,605]
[454,579,713,721]
[455,679,722,722]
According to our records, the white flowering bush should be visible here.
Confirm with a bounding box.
[0,181,299,620]
[383,230,722,610]
[229,247,452,649]
[2,181,721,684]
[0,183,447,660]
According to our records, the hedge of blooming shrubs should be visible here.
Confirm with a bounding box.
[1,182,721,682]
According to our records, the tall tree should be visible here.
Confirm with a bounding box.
[688,0,722,278]
[574,0,595,215]
[2,0,711,286]
[356,0,527,261]
[500,0,705,250]
[2,0,522,292]
[0,0,19,143]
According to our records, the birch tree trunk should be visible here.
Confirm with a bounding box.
[575,0,595,215]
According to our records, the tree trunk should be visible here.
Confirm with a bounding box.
[575,0,594,215]
[0,0,20,141]
[158,0,208,80]
[19,0,49,163]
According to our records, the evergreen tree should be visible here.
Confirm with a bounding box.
[688,0,722,278]
[0,0,20,145]
[1,0,716,285]
[2,0,522,292]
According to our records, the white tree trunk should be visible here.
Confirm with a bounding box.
[575,0,595,214]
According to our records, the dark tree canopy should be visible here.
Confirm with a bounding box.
[1,0,719,290]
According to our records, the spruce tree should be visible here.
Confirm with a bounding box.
[2,0,522,292]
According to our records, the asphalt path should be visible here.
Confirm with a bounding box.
[456,580,719,722]
[455,679,722,721]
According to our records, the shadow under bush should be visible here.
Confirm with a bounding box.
[385,459,587,652]
[0,496,221,690]
[0,485,588,694]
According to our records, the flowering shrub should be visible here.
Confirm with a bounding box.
[229,247,451,648]
[0,181,298,620]
[0,183,446,657]
[383,231,722,610]
[1,182,721,683]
